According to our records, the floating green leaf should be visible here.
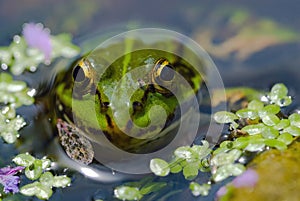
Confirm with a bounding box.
[273,119,290,130]
[247,100,264,110]
[150,158,170,177]
[13,153,36,167]
[39,172,54,187]
[35,183,53,200]
[241,123,265,135]
[214,111,238,124]
[236,108,258,120]
[211,149,242,167]
[25,159,43,180]
[262,114,280,126]
[183,162,199,180]
[53,176,71,188]
[288,113,300,128]
[258,104,280,117]
[139,182,167,195]
[269,83,288,100]
[20,182,39,196]
[245,141,265,152]
[283,126,300,136]
[114,186,143,201]
[261,126,279,139]
[277,132,294,145]
[170,163,182,174]
[264,139,287,150]
[174,146,194,159]
[189,182,211,196]
[213,163,245,182]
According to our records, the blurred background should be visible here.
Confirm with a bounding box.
[1,0,300,92]
[1,0,300,200]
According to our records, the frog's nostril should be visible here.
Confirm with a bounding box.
[132,101,143,113]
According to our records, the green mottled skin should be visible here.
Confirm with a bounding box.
[55,39,202,153]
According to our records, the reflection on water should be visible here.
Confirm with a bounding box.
[1,0,300,200]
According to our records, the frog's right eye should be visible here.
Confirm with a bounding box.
[72,65,86,82]
[72,59,96,95]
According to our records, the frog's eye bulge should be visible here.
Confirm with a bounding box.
[72,59,97,96]
[72,64,86,82]
[152,58,175,93]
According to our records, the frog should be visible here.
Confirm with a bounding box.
[53,31,264,165]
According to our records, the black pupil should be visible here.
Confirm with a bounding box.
[160,65,174,81]
[73,65,85,82]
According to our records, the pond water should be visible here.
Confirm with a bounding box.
[1,0,300,201]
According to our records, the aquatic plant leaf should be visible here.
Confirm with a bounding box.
[35,182,53,200]
[262,114,280,126]
[25,160,43,180]
[214,111,238,123]
[139,182,167,195]
[52,175,71,188]
[261,126,279,139]
[41,158,51,169]
[213,164,245,182]
[183,162,199,180]
[174,146,194,159]
[275,96,292,107]
[51,34,80,58]
[20,182,39,196]
[170,164,182,173]
[150,159,170,177]
[265,139,287,150]
[211,149,242,167]
[241,123,265,135]
[114,186,143,201]
[236,108,258,120]
[269,83,288,101]
[288,113,300,128]
[233,137,249,149]
[277,132,294,145]
[258,104,280,117]
[273,119,290,130]
[283,125,300,136]
[244,141,265,152]
[191,140,211,159]
[247,100,264,110]
[189,182,211,196]
[39,172,54,188]
[13,153,36,167]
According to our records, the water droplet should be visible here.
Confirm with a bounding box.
[1,63,8,70]
[27,88,37,97]
[13,35,21,43]
[260,95,269,103]
[29,66,37,72]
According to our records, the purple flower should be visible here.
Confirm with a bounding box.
[0,166,24,194]
[232,169,259,188]
[216,186,227,198]
[22,23,52,63]
[215,169,259,200]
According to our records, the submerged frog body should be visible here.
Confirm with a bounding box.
[54,31,206,161]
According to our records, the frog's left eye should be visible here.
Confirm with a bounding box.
[152,58,175,88]
[72,59,96,95]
